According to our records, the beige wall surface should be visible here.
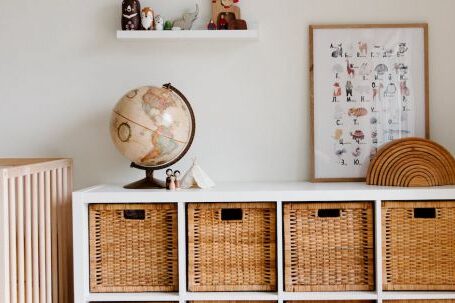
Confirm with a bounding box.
[0,0,453,188]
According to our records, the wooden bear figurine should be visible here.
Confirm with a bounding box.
[122,0,141,30]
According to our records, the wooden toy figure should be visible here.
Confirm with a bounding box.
[207,19,217,30]
[141,7,154,30]
[165,169,173,190]
[122,0,141,30]
[174,170,181,189]
[155,15,164,30]
[218,14,228,30]
[169,175,176,191]
[212,0,240,26]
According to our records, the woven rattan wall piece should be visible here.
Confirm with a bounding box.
[383,201,455,290]
[89,203,178,293]
[187,202,277,292]
[284,202,375,292]
[366,137,455,187]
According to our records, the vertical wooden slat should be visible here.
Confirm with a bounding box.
[57,168,63,303]
[50,169,58,303]
[1,173,11,303]
[8,178,17,303]
[38,172,46,303]
[45,171,52,303]
[32,174,39,303]
[24,175,32,303]
[16,177,25,303]
[65,165,74,303]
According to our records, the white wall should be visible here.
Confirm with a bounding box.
[1,0,454,189]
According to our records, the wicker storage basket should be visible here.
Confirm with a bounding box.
[187,202,277,292]
[384,301,455,303]
[89,204,178,293]
[284,202,375,292]
[383,201,455,290]
[288,301,374,303]
[189,302,274,303]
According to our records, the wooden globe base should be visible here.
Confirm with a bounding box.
[366,138,455,187]
[124,163,166,189]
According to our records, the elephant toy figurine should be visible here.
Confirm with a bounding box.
[172,4,199,30]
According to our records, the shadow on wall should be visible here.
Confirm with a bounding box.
[48,107,142,189]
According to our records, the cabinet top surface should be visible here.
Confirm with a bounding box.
[73,182,455,203]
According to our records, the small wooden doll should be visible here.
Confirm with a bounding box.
[207,19,217,30]
[141,7,154,30]
[169,175,176,191]
[174,170,181,189]
[155,15,164,30]
[217,14,228,30]
[122,0,141,30]
[165,169,173,190]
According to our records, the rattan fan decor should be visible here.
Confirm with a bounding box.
[366,137,455,187]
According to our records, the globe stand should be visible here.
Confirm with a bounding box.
[124,163,166,189]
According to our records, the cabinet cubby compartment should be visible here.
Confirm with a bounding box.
[283,202,375,292]
[286,301,374,303]
[187,202,277,291]
[383,201,455,290]
[189,301,276,303]
[88,203,179,293]
[384,301,455,303]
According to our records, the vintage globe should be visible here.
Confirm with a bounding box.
[110,84,195,175]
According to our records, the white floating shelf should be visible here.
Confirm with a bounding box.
[116,28,259,40]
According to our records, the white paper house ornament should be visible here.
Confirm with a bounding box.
[181,159,215,189]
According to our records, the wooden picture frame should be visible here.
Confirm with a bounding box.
[310,24,429,182]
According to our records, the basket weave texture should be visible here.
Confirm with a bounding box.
[187,202,277,292]
[189,302,273,303]
[284,202,375,291]
[383,201,455,290]
[89,203,178,293]
[384,301,455,303]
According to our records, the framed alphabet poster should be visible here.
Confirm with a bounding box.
[310,24,429,182]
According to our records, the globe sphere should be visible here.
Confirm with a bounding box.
[110,84,195,169]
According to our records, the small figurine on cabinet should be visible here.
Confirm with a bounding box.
[172,4,199,30]
[141,7,154,30]
[169,175,176,191]
[154,15,164,30]
[174,170,181,189]
[217,14,228,30]
[165,168,173,190]
[212,0,240,27]
[122,0,141,30]
[207,19,217,30]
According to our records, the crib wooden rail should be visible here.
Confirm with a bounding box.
[0,158,73,303]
